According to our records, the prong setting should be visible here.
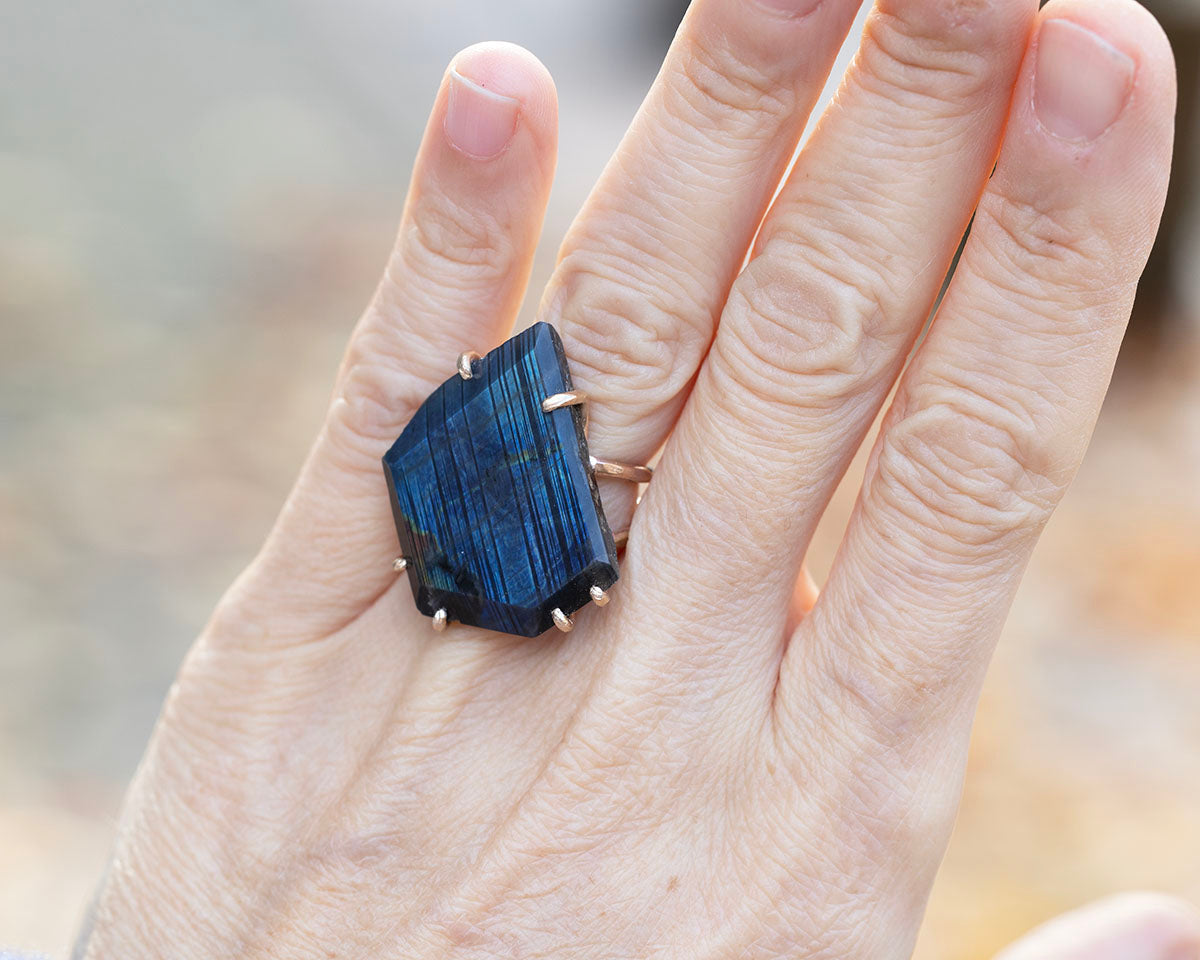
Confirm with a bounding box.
[551,608,574,633]
[589,585,610,607]
[392,557,408,572]
[543,390,589,433]
[541,390,587,413]
[457,351,482,380]
[432,608,449,632]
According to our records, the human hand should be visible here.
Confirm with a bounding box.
[80,0,1179,956]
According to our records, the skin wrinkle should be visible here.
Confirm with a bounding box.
[328,355,436,448]
[565,150,722,287]
[862,12,993,89]
[553,283,703,410]
[764,173,923,261]
[550,214,720,398]
[716,277,885,409]
[871,426,1059,555]
[674,29,797,125]
[560,243,709,347]
[973,189,1116,272]
[932,324,1100,396]
[916,361,1072,456]
[403,188,516,274]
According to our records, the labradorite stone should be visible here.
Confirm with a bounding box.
[382,322,618,637]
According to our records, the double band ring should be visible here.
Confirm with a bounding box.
[383,323,652,638]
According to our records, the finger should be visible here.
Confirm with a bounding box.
[792,0,1174,734]
[631,0,1036,666]
[995,894,1200,960]
[773,1,1172,944]
[220,43,558,639]
[540,0,864,530]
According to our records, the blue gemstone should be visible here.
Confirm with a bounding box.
[382,322,618,637]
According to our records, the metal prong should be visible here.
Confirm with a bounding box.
[589,585,610,607]
[542,390,588,413]
[551,608,574,633]
[457,351,481,380]
[432,608,448,632]
[543,390,589,433]
[613,529,630,552]
[392,557,408,572]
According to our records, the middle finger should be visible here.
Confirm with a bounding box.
[634,0,1038,682]
[538,0,864,534]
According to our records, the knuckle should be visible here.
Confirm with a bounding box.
[549,252,713,415]
[397,191,514,287]
[818,744,961,906]
[870,380,1066,553]
[762,211,919,323]
[204,589,278,653]
[814,607,968,744]
[330,328,433,447]
[778,651,964,939]
[974,190,1111,289]
[715,254,891,413]
[859,0,1003,109]
[671,31,794,130]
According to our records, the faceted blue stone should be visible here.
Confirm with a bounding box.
[382,322,618,637]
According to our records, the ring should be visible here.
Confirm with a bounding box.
[382,322,652,638]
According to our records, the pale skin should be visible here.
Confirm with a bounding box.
[78,0,1199,957]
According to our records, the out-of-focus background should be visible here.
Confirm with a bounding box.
[2,1,1199,956]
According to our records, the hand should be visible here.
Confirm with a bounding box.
[79,0,1179,956]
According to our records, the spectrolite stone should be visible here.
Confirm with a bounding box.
[382,322,618,637]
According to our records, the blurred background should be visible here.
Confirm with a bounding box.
[2,1,1199,956]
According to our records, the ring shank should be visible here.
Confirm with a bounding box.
[589,457,653,484]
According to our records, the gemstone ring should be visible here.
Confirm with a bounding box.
[382,322,652,638]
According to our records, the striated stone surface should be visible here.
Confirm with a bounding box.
[382,322,618,637]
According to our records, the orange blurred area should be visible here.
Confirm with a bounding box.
[2,2,1198,956]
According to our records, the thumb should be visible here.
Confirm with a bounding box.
[995,893,1200,960]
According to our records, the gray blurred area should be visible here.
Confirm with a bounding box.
[3,1,1200,957]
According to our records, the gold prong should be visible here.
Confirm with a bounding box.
[432,608,448,632]
[613,529,630,552]
[457,351,481,380]
[542,390,588,413]
[589,585,610,607]
[392,557,408,572]
[551,608,574,633]
[542,390,589,433]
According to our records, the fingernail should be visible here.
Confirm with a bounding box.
[445,69,520,159]
[1034,19,1135,142]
